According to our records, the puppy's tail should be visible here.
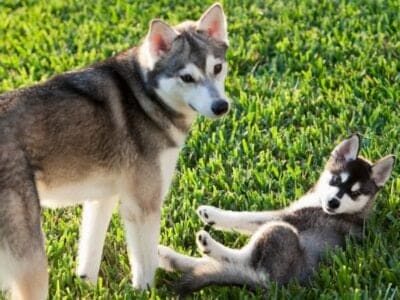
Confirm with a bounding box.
[174,260,268,296]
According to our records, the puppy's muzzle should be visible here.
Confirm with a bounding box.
[328,198,340,209]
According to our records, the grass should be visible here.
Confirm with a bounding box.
[1,0,399,298]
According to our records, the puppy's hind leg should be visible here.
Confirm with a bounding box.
[196,230,249,264]
[158,245,208,273]
[247,222,304,284]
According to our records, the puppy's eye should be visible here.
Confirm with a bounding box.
[214,63,222,75]
[351,191,362,198]
[180,74,195,83]
[330,176,341,186]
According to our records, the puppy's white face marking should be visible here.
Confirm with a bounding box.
[315,171,340,210]
[340,172,349,183]
[351,182,361,192]
[316,171,370,215]
[332,194,370,214]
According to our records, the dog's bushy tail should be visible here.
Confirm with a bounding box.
[174,260,268,296]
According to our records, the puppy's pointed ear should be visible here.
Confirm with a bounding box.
[372,155,395,187]
[198,3,228,45]
[147,20,178,61]
[331,134,360,162]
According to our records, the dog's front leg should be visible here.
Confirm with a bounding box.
[120,197,161,290]
[76,197,118,282]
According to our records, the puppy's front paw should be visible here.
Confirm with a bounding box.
[197,205,220,226]
[196,230,213,255]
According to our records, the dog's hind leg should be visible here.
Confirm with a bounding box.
[9,252,48,300]
[197,205,283,234]
[0,144,48,300]
[76,196,118,283]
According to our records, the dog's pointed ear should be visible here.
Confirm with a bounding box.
[371,155,395,187]
[331,134,360,162]
[198,3,228,45]
[147,20,178,60]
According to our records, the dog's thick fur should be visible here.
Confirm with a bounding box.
[0,3,230,299]
[158,135,395,295]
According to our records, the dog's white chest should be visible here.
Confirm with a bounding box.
[37,174,117,208]
[36,148,181,208]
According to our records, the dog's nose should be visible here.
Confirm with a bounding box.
[211,100,229,116]
[328,198,340,209]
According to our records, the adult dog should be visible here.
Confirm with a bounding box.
[0,3,229,299]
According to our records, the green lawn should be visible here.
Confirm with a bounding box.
[1,0,399,299]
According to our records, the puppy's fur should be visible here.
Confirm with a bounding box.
[158,135,395,295]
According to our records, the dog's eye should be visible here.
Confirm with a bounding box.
[180,74,195,83]
[330,176,341,186]
[214,63,222,75]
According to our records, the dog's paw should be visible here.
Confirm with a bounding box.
[197,205,221,226]
[76,272,97,284]
[196,230,214,255]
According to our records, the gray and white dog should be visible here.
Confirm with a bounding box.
[0,3,229,299]
[158,134,395,295]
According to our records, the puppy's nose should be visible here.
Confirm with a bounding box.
[211,100,229,116]
[328,198,340,209]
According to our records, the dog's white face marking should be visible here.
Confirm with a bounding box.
[155,55,229,119]
[179,63,205,82]
[206,55,224,75]
[155,77,197,116]
[206,55,227,91]
[186,85,217,118]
